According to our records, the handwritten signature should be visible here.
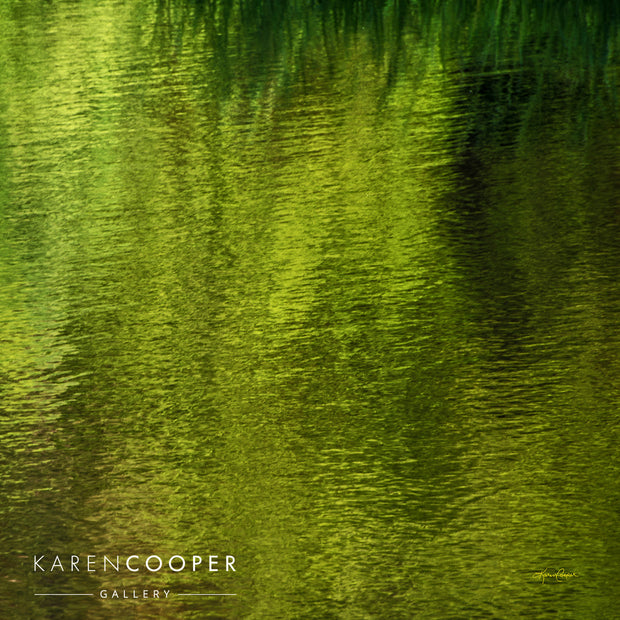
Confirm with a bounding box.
[533,568,578,583]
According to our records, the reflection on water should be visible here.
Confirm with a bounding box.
[0,0,619,618]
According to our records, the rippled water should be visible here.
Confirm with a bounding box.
[1,1,619,618]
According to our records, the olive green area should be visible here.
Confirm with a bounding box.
[0,1,618,618]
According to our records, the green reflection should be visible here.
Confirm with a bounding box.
[0,0,618,619]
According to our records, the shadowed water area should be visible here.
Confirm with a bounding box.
[0,0,619,618]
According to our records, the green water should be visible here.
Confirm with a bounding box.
[1,1,619,618]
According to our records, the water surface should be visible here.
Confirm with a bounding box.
[0,1,619,618]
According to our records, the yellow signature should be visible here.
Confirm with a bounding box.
[533,568,578,583]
